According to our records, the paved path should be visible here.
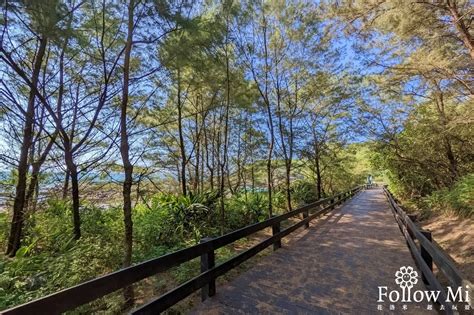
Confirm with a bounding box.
[191,188,435,314]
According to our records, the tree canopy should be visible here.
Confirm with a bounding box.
[0,0,472,312]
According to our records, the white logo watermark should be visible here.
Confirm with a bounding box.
[376,266,471,312]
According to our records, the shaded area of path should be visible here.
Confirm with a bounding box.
[190,188,435,314]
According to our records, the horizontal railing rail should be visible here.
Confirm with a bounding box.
[383,186,473,315]
[3,186,362,315]
[365,183,377,189]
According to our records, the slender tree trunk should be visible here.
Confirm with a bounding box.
[209,168,214,190]
[64,149,81,240]
[266,134,274,218]
[434,84,459,184]
[177,68,187,196]
[6,37,47,256]
[204,121,214,190]
[200,143,205,192]
[63,170,70,199]
[25,34,65,212]
[262,17,274,218]
[251,164,255,192]
[276,81,292,212]
[120,0,135,307]
[235,116,243,192]
[219,16,231,234]
[25,134,56,211]
[444,136,458,182]
[194,111,200,193]
[315,151,322,200]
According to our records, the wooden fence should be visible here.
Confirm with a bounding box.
[3,186,362,315]
[383,186,473,315]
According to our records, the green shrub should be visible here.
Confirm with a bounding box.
[0,213,8,250]
[291,180,319,205]
[225,192,268,230]
[0,235,122,311]
[0,188,310,312]
[133,191,218,254]
[271,190,287,213]
[422,174,474,218]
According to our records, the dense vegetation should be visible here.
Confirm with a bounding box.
[335,1,474,218]
[0,0,472,312]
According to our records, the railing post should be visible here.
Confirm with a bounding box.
[407,214,417,239]
[200,237,215,301]
[330,198,335,210]
[272,216,281,250]
[303,210,309,229]
[420,230,433,284]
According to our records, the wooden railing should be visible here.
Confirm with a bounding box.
[3,186,363,315]
[365,183,377,189]
[383,186,473,315]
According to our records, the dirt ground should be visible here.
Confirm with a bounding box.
[421,214,474,282]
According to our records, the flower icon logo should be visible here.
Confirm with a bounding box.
[395,266,418,289]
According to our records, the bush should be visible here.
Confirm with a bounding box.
[133,191,218,255]
[422,174,474,218]
[291,180,319,205]
[0,235,122,311]
[225,191,268,230]
[271,190,287,213]
[0,213,8,250]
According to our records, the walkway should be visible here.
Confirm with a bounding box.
[191,188,434,314]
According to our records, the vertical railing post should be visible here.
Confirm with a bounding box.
[200,237,215,301]
[303,210,309,229]
[330,197,335,210]
[420,230,433,284]
[407,214,417,240]
[272,216,281,250]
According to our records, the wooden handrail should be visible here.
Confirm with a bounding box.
[3,186,362,315]
[383,187,473,314]
[132,193,358,314]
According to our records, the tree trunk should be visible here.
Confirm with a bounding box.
[251,164,255,192]
[65,149,81,240]
[315,152,322,200]
[25,134,56,212]
[177,68,187,196]
[63,170,70,199]
[263,18,274,218]
[120,0,135,307]
[200,143,205,192]
[219,16,231,234]
[6,37,47,257]
[204,121,214,190]
[444,136,458,183]
[234,116,243,192]
[276,82,292,212]
[433,83,459,185]
[194,111,200,193]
